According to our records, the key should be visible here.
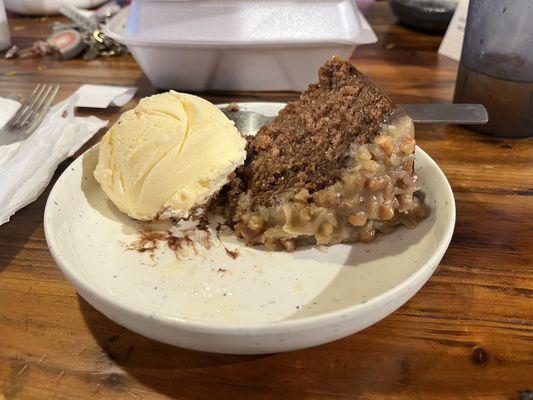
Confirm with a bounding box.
[82,30,105,60]
[83,28,125,59]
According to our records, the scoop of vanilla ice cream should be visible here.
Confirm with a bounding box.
[93,91,246,221]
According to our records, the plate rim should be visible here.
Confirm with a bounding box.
[44,101,456,334]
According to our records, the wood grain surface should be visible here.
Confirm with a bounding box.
[1,4,532,399]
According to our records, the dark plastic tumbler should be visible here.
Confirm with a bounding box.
[453,0,533,138]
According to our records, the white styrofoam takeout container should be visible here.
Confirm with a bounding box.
[5,0,107,15]
[104,0,377,91]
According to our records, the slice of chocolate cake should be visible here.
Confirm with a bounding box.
[224,56,427,251]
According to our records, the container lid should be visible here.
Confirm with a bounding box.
[119,0,376,46]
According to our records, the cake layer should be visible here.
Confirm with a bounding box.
[240,56,394,209]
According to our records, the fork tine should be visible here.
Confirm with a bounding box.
[6,84,42,129]
[24,85,60,135]
[20,84,53,128]
[17,84,52,129]
[12,84,47,129]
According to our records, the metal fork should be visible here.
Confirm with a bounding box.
[0,84,60,146]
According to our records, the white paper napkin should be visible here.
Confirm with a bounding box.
[0,94,108,226]
[73,84,137,108]
[438,0,470,61]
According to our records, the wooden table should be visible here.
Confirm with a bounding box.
[1,4,532,399]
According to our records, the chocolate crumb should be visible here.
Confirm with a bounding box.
[127,230,167,254]
[197,218,209,231]
[126,222,214,261]
[224,247,239,259]
[167,234,196,254]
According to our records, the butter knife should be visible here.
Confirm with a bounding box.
[221,103,488,136]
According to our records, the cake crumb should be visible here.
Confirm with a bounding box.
[225,102,240,112]
[317,245,329,253]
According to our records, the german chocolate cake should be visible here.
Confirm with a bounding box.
[221,56,427,251]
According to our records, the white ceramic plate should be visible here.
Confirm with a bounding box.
[44,102,455,354]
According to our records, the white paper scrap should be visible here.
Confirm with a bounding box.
[438,0,470,61]
[74,84,137,109]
